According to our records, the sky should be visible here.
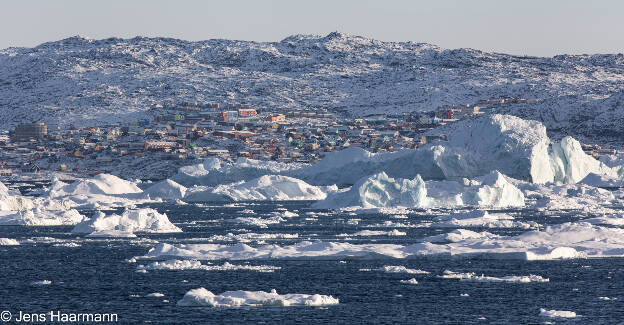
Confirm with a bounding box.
[1,0,623,57]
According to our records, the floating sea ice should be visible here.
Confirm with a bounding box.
[31,280,52,286]
[423,229,497,243]
[0,209,85,226]
[439,270,549,283]
[374,266,430,274]
[177,288,339,307]
[86,230,137,238]
[539,308,577,318]
[137,260,280,272]
[229,216,285,228]
[598,296,617,301]
[399,278,419,285]
[146,293,165,297]
[431,210,537,229]
[0,238,19,245]
[338,229,406,237]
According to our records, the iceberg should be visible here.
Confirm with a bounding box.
[169,115,624,187]
[177,288,339,307]
[314,170,524,209]
[48,174,142,197]
[44,174,148,209]
[185,175,332,202]
[72,208,182,234]
[144,179,187,200]
[313,172,428,209]
[173,158,303,187]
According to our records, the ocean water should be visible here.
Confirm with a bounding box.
[1,201,623,324]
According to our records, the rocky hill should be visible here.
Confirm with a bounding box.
[1,32,623,142]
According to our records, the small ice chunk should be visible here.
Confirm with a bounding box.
[399,278,419,285]
[31,280,52,286]
[374,266,430,274]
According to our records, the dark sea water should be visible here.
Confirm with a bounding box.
[1,202,623,324]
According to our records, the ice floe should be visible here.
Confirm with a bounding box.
[72,208,181,234]
[137,260,280,272]
[539,308,577,318]
[338,230,406,237]
[177,288,339,307]
[399,278,419,285]
[31,280,52,286]
[438,270,549,283]
[86,230,137,238]
[429,211,537,229]
[0,238,19,245]
[0,209,85,226]
[373,266,430,274]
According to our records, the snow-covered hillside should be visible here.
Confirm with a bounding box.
[1,32,624,140]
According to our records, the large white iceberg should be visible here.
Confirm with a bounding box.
[169,115,624,187]
[314,170,524,209]
[313,172,427,209]
[72,208,181,234]
[177,288,339,307]
[185,175,332,202]
[48,174,142,197]
[44,174,148,209]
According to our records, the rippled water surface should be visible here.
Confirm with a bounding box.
[1,202,623,324]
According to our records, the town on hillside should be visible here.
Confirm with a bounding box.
[0,96,616,180]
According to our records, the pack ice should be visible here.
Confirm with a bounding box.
[141,222,624,261]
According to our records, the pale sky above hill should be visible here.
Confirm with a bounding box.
[2,0,623,56]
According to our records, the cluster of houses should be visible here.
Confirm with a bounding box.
[0,96,616,179]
